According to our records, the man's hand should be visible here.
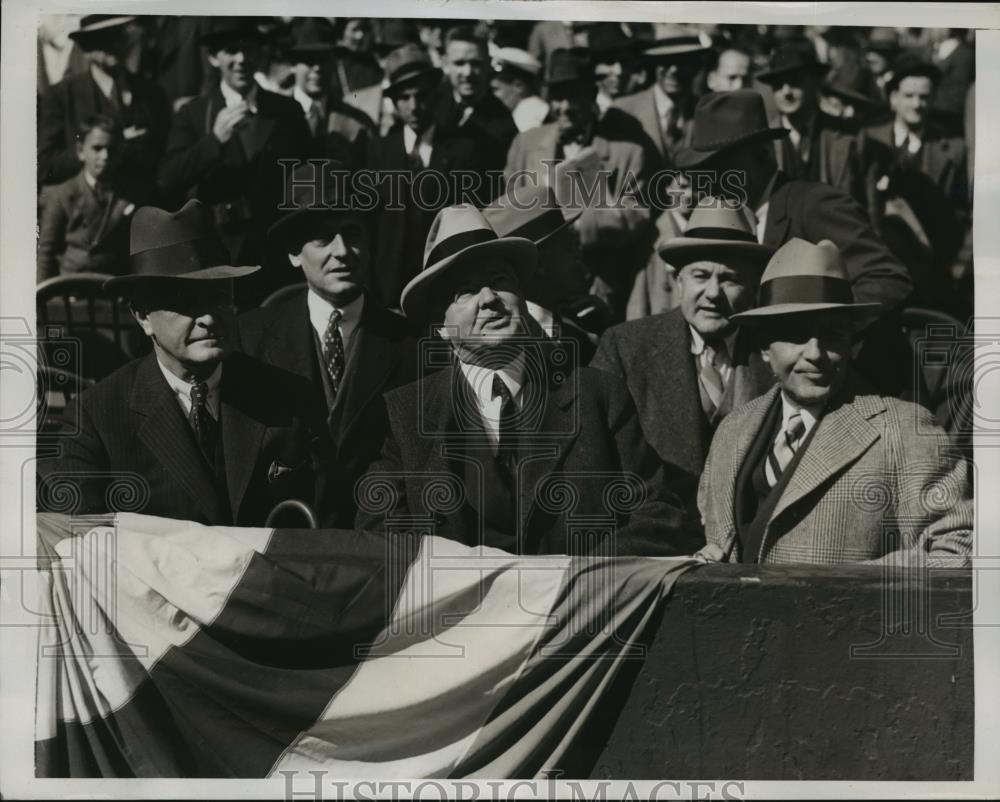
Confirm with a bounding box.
[122,125,148,141]
[212,103,251,144]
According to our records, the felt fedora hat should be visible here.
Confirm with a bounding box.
[674,90,789,169]
[199,18,270,51]
[545,47,594,87]
[267,160,364,244]
[483,182,582,246]
[104,200,258,294]
[68,15,134,43]
[885,51,941,92]
[730,238,881,322]
[399,205,537,319]
[658,199,773,269]
[756,39,830,84]
[382,43,442,93]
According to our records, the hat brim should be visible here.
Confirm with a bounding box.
[400,238,538,320]
[103,265,260,294]
[756,62,831,83]
[68,17,135,40]
[536,208,583,246]
[267,207,366,244]
[823,84,879,107]
[385,66,444,94]
[675,126,790,169]
[658,238,774,269]
[730,301,882,323]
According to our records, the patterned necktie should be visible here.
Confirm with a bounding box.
[306,102,324,137]
[323,308,346,396]
[492,373,518,482]
[764,410,807,488]
[698,344,726,418]
[189,381,218,463]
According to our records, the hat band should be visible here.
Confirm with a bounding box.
[131,237,231,277]
[759,275,854,308]
[425,228,497,269]
[683,225,758,243]
[507,208,567,244]
[388,63,436,86]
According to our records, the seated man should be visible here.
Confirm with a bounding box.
[698,238,973,566]
[238,161,418,528]
[355,205,699,556]
[39,200,329,527]
[592,202,775,524]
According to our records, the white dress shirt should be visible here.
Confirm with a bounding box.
[458,356,527,451]
[893,119,922,155]
[754,173,779,244]
[652,82,675,141]
[689,325,734,388]
[526,301,555,338]
[219,78,258,113]
[307,290,364,356]
[402,124,435,168]
[157,360,222,424]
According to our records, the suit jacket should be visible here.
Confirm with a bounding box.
[37,69,172,186]
[370,124,484,309]
[762,172,913,312]
[435,85,518,175]
[698,382,973,566]
[355,353,701,557]
[37,171,139,282]
[591,308,773,491]
[39,351,328,527]
[237,291,419,527]
[775,113,863,203]
[612,86,693,168]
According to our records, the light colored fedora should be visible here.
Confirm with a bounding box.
[399,205,537,319]
[658,199,773,270]
[731,238,882,322]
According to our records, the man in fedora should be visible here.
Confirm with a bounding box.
[355,205,698,556]
[238,162,418,528]
[505,48,653,322]
[38,14,171,187]
[698,238,972,566]
[157,18,311,305]
[755,38,862,198]
[592,201,775,527]
[368,42,487,311]
[483,181,600,362]
[39,200,330,527]
[613,34,712,165]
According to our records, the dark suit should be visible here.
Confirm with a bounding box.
[157,86,312,302]
[37,69,172,186]
[237,291,418,527]
[591,309,774,514]
[37,171,140,281]
[434,85,518,176]
[355,348,701,557]
[775,113,863,204]
[370,124,484,309]
[39,351,327,527]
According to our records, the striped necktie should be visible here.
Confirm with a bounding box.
[323,308,345,396]
[764,410,807,488]
[189,381,218,463]
[698,343,726,418]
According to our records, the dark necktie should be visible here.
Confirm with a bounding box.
[307,102,324,137]
[764,410,807,488]
[492,373,518,483]
[323,308,346,397]
[189,381,218,463]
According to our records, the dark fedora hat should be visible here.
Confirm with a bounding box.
[373,19,420,56]
[756,39,829,84]
[199,18,270,51]
[68,15,134,43]
[267,160,366,244]
[588,23,640,64]
[546,48,594,86]
[285,20,336,62]
[675,90,789,169]
[885,51,941,92]
[822,64,882,110]
[383,43,442,93]
[483,182,582,246]
[104,200,259,294]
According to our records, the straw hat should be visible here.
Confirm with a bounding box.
[658,200,773,270]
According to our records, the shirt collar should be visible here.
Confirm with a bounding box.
[157,359,222,411]
[459,353,527,407]
[779,390,824,435]
[893,118,922,150]
[307,289,365,347]
[403,123,435,152]
[526,301,555,337]
[652,82,674,120]
[83,170,98,190]
[293,85,323,114]
[688,325,735,360]
[220,78,258,112]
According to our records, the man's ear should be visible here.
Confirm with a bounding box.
[760,348,771,364]
[207,53,221,70]
[131,305,155,338]
[287,252,303,269]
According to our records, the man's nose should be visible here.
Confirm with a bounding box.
[703,275,722,299]
[329,234,348,257]
[803,337,823,360]
[477,286,500,304]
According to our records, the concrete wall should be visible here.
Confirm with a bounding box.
[564,564,973,780]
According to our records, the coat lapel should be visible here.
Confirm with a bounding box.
[770,391,883,523]
[635,88,666,157]
[219,355,267,519]
[762,172,792,248]
[129,355,226,522]
[649,312,705,476]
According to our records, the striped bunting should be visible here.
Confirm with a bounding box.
[35,513,704,778]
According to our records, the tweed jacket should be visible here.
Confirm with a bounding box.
[698,383,973,566]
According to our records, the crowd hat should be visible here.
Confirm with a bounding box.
[658,199,773,270]
[822,63,882,111]
[399,205,537,319]
[383,43,442,93]
[730,238,881,323]
[588,23,640,65]
[885,51,941,92]
[286,22,336,62]
[199,18,270,51]
[756,39,829,84]
[674,90,788,169]
[483,182,582,246]
[68,15,134,44]
[104,200,259,294]
[640,32,713,63]
[545,48,593,87]
[267,160,364,244]
[491,46,543,79]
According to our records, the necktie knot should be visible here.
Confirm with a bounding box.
[785,411,806,445]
